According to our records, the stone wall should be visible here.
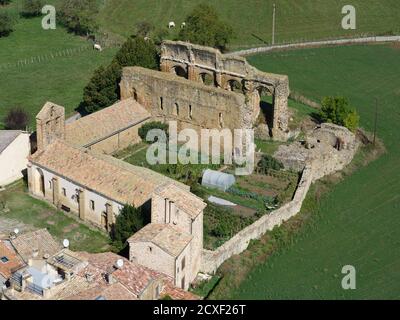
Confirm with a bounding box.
[200,165,314,274]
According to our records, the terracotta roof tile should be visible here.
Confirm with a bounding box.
[29,140,186,207]
[10,229,62,262]
[128,223,193,257]
[65,98,150,147]
[155,183,206,219]
[0,240,25,279]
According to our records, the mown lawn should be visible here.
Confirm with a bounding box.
[96,0,400,48]
[0,15,116,128]
[0,182,111,253]
[213,44,400,299]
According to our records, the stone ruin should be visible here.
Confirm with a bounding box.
[120,40,291,141]
[274,123,360,181]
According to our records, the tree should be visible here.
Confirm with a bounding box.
[58,0,98,35]
[178,4,234,52]
[21,0,43,18]
[80,62,121,114]
[3,108,29,130]
[0,0,12,5]
[257,154,284,173]
[138,121,169,142]
[0,10,13,37]
[111,204,146,250]
[80,36,159,114]
[319,96,360,132]
[114,36,159,69]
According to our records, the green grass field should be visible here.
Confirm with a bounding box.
[221,44,400,299]
[0,15,116,128]
[96,0,400,48]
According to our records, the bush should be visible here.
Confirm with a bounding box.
[111,204,147,250]
[0,0,11,5]
[21,0,43,17]
[257,154,284,173]
[319,96,360,132]
[138,121,169,142]
[3,108,29,130]
[178,4,234,52]
[0,10,13,37]
[58,0,98,35]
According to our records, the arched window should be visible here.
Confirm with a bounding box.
[159,97,164,111]
[174,103,179,116]
[188,104,193,119]
[173,66,187,78]
[219,112,223,128]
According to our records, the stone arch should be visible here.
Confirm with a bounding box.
[199,72,214,86]
[171,65,188,78]
[34,168,45,197]
[227,79,243,93]
[250,84,275,137]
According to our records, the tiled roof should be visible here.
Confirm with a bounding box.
[0,130,22,154]
[29,139,187,207]
[128,223,193,257]
[65,98,150,147]
[155,183,206,219]
[76,252,160,297]
[11,229,62,262]
[0,240,25,279]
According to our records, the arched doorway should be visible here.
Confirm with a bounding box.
[172,65,187,78]
[227,79,243,93]
[251,85,274,137]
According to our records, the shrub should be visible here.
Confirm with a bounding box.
[0,0,11,5]
[257,154,284,173]
[138,121,169,142]
[111,204,147,250]
[0,10,13,37]
[58,0,98,35]
[3,108,29,130]
[319,96,360,132]
[21,0,43,18]
[178,4,234,52]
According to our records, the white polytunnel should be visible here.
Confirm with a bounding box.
[201,169,236,191]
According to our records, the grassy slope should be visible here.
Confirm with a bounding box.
[96,0,400,48]
[0,16,116,128]
[227,44,400,299]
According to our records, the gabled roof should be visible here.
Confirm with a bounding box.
[10,229,62,262]
[65,98,150,148]
[128,223,193,258]
[29,139,187,207]
[0,130,22,154]
[155,183,206,219]
[36,102,64,121]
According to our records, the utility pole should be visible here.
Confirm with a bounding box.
[373,97,378,146]
[272,3,276,45]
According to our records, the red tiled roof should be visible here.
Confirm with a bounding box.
[0,240,25,279]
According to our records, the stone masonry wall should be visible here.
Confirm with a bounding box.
[200,165,314,274]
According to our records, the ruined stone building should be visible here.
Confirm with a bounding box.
[26,40,290,291]
[120,40,290,141]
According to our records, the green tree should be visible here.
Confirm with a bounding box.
[0,10,13,37]
[138,121,169,142]
[319,96,360,132]
[0,0,12,5]
[111,204,147,250]
[257,154,284,173]
[58,0,98,35]
[21,0,43,17]
[81,36,159,114]
[178,4,234,52]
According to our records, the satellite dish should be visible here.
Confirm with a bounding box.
[14,228,19,235]
[116,259,124,269]
[63,239,70,248]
